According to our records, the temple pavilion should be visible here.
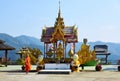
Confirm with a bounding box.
[41,3,78,62]
[0,39,15,66]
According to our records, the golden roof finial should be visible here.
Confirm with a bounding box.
[58,0,61,18]
[54,0,65,29]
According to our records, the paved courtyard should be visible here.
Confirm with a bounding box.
[0,65,120,81]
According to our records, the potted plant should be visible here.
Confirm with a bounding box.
[20,59,25,70]
[22,65,25,70]
[95,64,102,71]
[118,65,120,71]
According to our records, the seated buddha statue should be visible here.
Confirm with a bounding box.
[77,38,91,64]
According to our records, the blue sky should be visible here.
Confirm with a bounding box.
[0,0,120,42]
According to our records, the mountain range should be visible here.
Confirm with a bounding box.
[0,33,120,64]
[0,33,44,60]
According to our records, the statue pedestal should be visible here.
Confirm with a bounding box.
[38,63,71,74]
[45,63,70,70]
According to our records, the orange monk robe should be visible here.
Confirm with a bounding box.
[25,56,31,73]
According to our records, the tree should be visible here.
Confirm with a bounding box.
[17,47,42,65]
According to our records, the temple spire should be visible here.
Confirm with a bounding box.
[51,1,65,42]
[58,1,61,18]
[54,1,65,29]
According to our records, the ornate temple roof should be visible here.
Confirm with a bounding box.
[41,26,78,43]
[41,2,78,43]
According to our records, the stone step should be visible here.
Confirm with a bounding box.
[38,69,71,74]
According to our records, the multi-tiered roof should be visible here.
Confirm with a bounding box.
[41,3,78,43]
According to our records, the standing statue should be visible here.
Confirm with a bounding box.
[71,54,80,72]
[56,42,64,60]
[46,45,54,58]
[68,44,74,58]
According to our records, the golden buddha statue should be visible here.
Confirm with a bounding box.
[46,45,54,58]
[56,42,64,60]
[68,44,74,58]
[77,38,95,64]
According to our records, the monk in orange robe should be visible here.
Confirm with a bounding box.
[25,54,31,74]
